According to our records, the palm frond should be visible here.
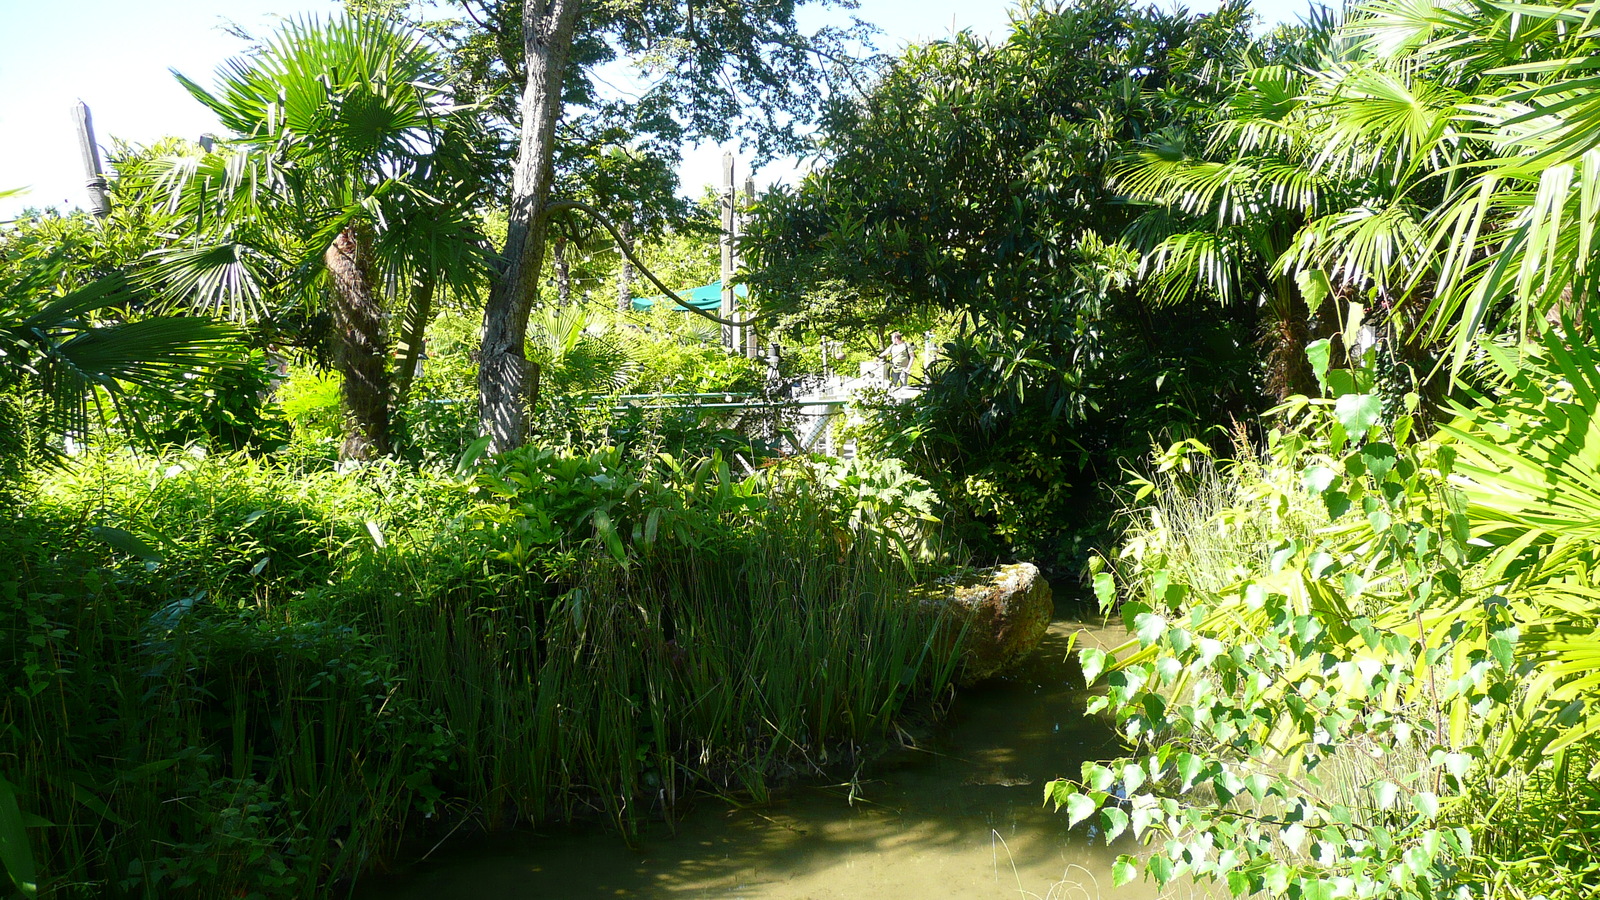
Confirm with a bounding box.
[1279,197,1429,289]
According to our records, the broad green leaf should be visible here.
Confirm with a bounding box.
[1307,338,1333,393]
[1148,854,1175,885]
[1111,856,1138,887]
[1065,793,1097,828]
[1101,806,1130,841]
[1083,762,1116,792]
[1302,465,1337,495]
[1134,612,1167,645]
[87,526,163,563]
[0,776,37,898]
[1335,394,1382,437]
[1361,443,1397,482]
[1093,571,1115,607]
[1079,647,1108,686]
[1374,780,1400,810]
[1122,763,1147,794]
[1413,791,1439,819]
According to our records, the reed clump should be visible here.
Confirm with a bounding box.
[0,449,963,898]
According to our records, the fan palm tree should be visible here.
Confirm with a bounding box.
[1116,0,1588,406]
[1130,0,1600,375]
[0,257,236,458]
[140,16,493,459]
[1346,0,1600,366]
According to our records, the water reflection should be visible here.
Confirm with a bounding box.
[360,613,1158,899]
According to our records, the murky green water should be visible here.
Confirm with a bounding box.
[360,613,1157,899]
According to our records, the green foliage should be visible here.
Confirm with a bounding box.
[1439,327,1600,761]
[0,253,239,463]
[745,0,1268,565]
[2,448,962,897]
[1125,0,1600,377]
[619,310,765,396]
[527,304,636,397]
[748,0,1254,321]
[1052,337,1600,898]
[861,280,1260,569]
[276,369,343,445]
[1053,396,1504,898]
[125,348,289,453]
[473,446,947,574]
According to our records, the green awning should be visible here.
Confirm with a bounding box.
[632,280,747,311]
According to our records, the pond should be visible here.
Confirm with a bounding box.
[359,609,1158,899]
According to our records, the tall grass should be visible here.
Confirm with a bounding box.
[0,451,961,897]
[1116,432,1325,597]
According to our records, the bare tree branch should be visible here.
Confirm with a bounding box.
[543,198,754,328]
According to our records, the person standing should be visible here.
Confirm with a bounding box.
[880,331,913,387]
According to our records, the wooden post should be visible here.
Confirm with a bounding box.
[720,152,737,349]
[72,101,111,217]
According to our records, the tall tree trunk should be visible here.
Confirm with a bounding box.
[616,210,634,312]
[478,0,585,452]
[553,237,572,306]
[325,224,391,459]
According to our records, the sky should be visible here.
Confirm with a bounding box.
[0,0,1317,221]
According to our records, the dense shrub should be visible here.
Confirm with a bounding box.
[1,449,961,898]
[862,294,1260,572]
[1051,338,1600,899]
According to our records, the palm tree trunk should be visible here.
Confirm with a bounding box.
[325,224,391,459]
[1263,277,1317,401]
[478,0,584,453]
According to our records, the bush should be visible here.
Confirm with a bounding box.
[121,348,289,453]
[862,297,1261,572]
[2,448,963,898]
[1050,338,1600,900]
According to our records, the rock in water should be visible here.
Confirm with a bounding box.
[926,563,1053,685]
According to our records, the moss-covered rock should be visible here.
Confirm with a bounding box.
[925,563,1052,684]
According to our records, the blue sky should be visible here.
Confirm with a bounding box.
[0,0,1317,220]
